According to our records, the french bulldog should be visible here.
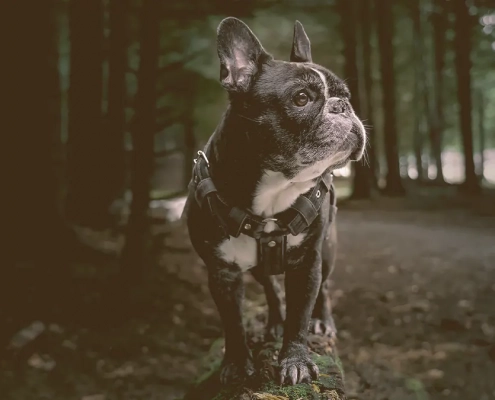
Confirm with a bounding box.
[184,17,366,386]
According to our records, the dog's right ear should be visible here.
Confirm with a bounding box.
[217,17,269,92]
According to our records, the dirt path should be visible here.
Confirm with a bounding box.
[2,202,494,400]
[331,206,495,399]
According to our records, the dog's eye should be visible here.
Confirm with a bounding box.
[293,92,309,107]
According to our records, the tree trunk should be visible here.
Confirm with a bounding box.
[359,0,379,189]
[105,0,129,216]
[339,0,372,199]
[66,0,107,227]
[453,0,480,194]
[477,89,485,180]
[3,0,73,324]
[430,0,447,182]
[374,0,406,196]
[120,0,160,282]
[417,0,443,184]
[411,0,426,182]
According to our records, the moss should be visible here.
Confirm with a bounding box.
[210,387,241,400]
[314,373,339,390]
[334,357,345,379]
[311,353,344,380]
[260,381,322,400]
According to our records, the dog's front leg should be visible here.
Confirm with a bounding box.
[208,267,254,384]
[279,251,322,385]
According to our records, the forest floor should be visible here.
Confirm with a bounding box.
[1,187,495,400]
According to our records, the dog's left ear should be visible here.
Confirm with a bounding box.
[217,17,269,92]
[290,20,312,63]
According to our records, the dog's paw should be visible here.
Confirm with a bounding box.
[309,317,337,338]
[219,358,255,384]
[279,346,319,385]
[266,321,284,341]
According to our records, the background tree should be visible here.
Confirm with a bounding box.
[339,0,372,199]
[359,0,379,190]
[430,0,447,182]
[476,88,486,180]
[120,0,161,282]
[374,0,406,195]
[3,0,74,331]
[66,0,106,227]
[105,0,129,214]
[411,0,427,182]
[454,0,480,194]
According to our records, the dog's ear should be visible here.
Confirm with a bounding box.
[290,20,312,63]
[217,17,268,92]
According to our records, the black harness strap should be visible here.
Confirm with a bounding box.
[190,150,336,275]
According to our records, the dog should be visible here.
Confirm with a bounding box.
[183,17,366,386]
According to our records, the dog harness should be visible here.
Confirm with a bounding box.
[190,150,337,275]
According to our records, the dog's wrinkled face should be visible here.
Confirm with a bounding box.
[217,18,366,180]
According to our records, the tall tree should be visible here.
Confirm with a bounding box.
[121,0,161,281]
[359,0,379,190]
[453,0,480,193]
[374,0,405,195]
[105,0,129,215]
[338,0,372,199]
[66,0,106,227]
[430,0,447,182]
[477,89,486,180]
[3,0,73,324]
[411,0,427,182]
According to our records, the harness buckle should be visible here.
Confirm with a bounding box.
[193,150,210,168]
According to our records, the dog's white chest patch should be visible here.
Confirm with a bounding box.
[252,170,314,216]
[216,170,310,271]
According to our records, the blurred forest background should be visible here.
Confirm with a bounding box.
[2,0,495,399]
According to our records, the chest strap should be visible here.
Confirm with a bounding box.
[190,150,336,274]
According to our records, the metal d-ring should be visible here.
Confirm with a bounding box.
[262,218,278,224]
[193,150,210,168]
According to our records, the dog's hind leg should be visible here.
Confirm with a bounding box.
[208,267,255,384]
[251,266,285,339]
[310,220,338,338]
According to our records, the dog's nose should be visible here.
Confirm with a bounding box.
[328,98,346,114]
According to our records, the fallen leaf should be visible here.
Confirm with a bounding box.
[9,321,45,349]
[27,354,56,371]
[427,369,444,380]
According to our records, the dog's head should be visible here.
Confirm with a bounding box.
[217,17,366,180]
